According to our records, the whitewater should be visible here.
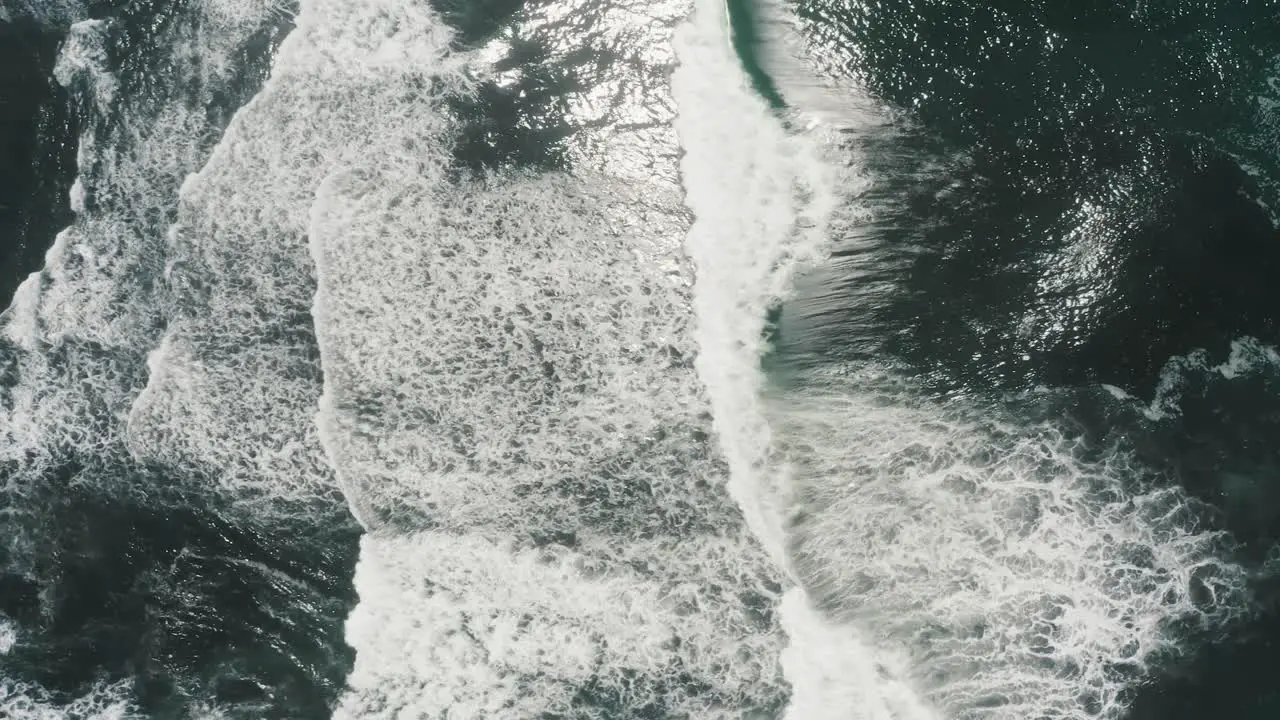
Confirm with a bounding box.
[0,0,1266,718]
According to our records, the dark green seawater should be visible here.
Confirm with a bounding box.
[0,1,360,716]
[3,0,1280,717]
[747,0,1280,718]
[767,0,1280,394]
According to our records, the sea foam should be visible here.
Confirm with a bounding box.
[0,2,312,714]
[163,0,797,716]
[673,1,1255,718]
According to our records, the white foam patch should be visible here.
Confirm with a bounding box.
[310,168,711,529]
[0,616,16,655]
[1,271,43,351]
[338,531,784,718]
[54,19,117,111]
[779,590,937,720]
[1,2,282,498]
[773,366,1248,719]
[0,679,137,720]
[1101,383,1134,402]
[186,704,231,720]
[672,1,1254,719]
[280,0,793,714]
[1147,336,1280,420]
[125,0,468,511]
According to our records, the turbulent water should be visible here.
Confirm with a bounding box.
[2,0,1280,718]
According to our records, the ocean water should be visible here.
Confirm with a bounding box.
[0,1,1278,719]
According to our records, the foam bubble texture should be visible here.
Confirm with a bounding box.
[0,679,137,720]
[286,0,793,714]
[1,1,287,504]
[337,531,785,718]
[125,0,468,513]
[314,167,788,715]
[775,366,1249,719]
[310,170,720,534]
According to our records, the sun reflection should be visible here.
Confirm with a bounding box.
[475,0,689,189]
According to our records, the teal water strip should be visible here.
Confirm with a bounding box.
[725,0,788,111]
